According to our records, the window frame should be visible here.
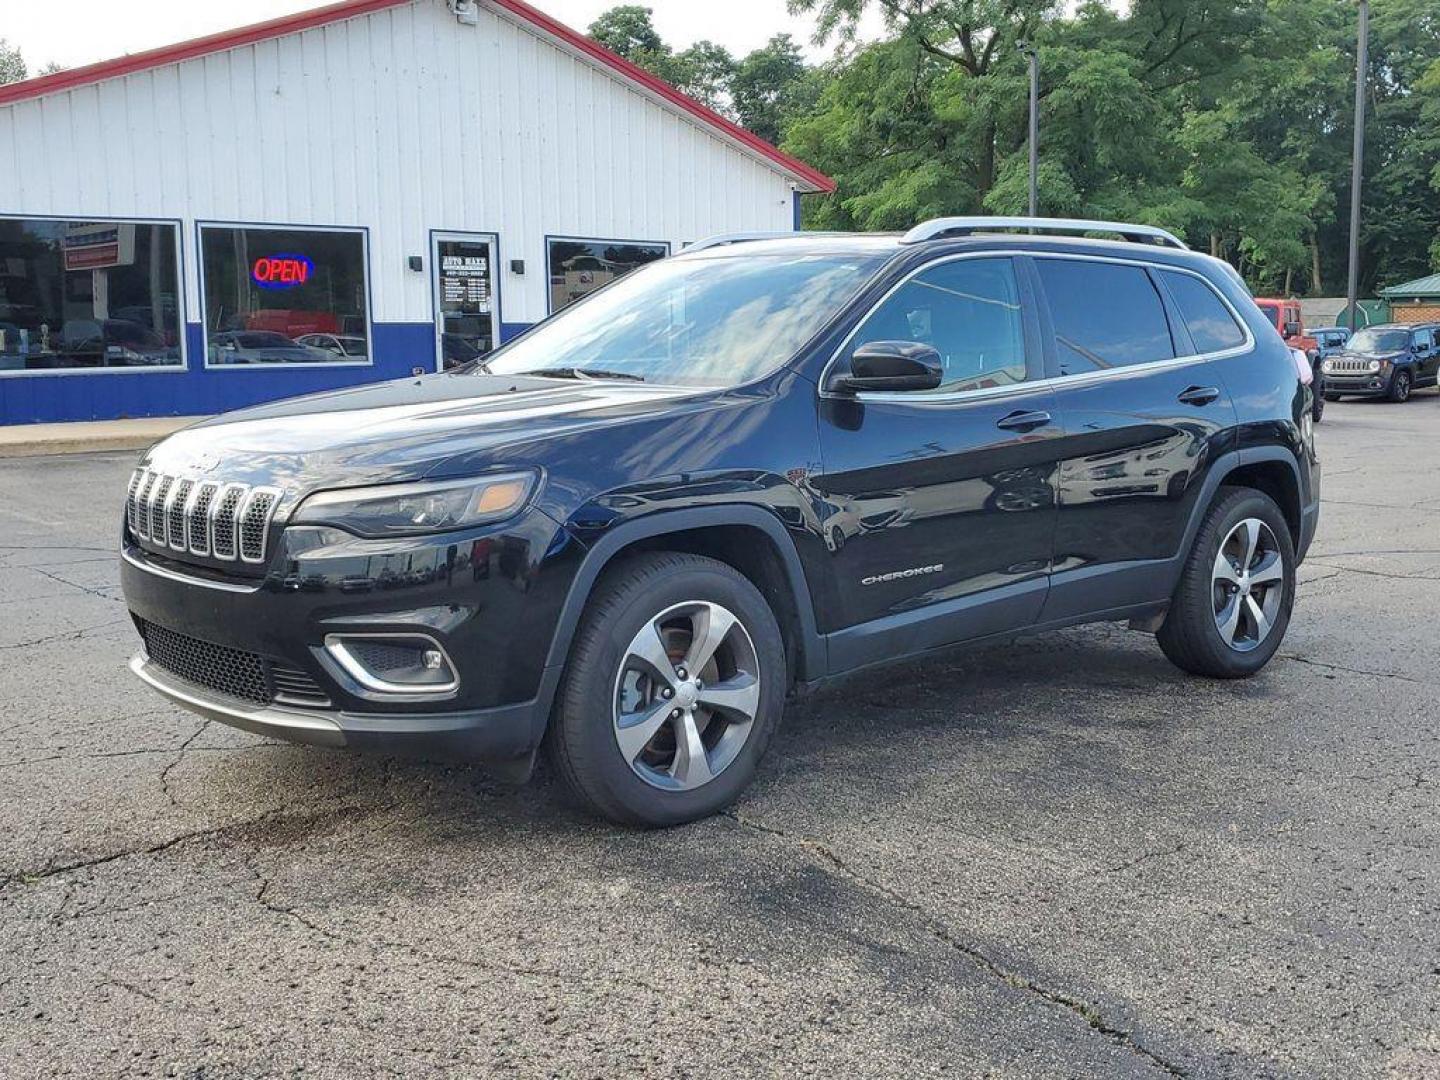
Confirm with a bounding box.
[820,251,1255,405]
[834,254,1040,397]
[1153,265,1250,358]
[0,212,188,379]
[544,233,671,316]
[196,219,374,372]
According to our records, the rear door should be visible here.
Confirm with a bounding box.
[814,254,1064,664]
[1414,327,1438,385]
[1030,255,1242,622]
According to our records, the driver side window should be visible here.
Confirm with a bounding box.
[847,258,1031,393]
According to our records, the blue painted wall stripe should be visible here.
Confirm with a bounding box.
[0,321,536,424]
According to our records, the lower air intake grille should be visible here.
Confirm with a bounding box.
[136,619,329,707]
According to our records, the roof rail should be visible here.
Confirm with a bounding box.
[901,216,1189,250]
[684,231,859,253]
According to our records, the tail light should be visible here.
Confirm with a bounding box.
[1291,347,1313,386]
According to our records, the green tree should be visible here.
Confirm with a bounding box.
[0,39,27,85]
[731,34,824,145]
[588,5,666,61]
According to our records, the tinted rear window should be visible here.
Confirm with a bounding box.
[1160,270,1247,354]
[1036,259,1175,375]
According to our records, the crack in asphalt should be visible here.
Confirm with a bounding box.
[1104,842,1190,875]
[159,721,213,807]
[242,857,674,999]
[1,801,384,894]
[722,810,1189,1077]
[0,617,130,651]
[22,564,125,604]
[1304,559,1440,583]
[1280,654,1429,685]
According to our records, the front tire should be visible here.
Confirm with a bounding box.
[1323,392,1342,402]
[546,552,786,827]
[1157,487,1295,678]
[1389,369,1413,403]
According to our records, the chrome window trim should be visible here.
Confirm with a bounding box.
[322,633,460,697]
[818,249,1256,406]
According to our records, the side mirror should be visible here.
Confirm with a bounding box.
[833,340,943,393]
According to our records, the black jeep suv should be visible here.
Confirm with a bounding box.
[121,217,1319,826]
[1320,323,1440,402]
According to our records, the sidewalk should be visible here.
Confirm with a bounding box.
[0,416,207,458]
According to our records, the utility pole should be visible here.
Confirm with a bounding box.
[1345,0,1369,331]
[1019,42,1039,217]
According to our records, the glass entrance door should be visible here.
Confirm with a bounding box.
[431,232,499,371]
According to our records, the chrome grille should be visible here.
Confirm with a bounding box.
[1326,358,1375,374]
[239,490,278,563]
[126,469,281,565]
[148,475,173,540]
[166,479,193,550]
[187,482,218,554]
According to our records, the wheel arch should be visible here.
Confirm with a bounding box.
[540,507,825,715]
[1186,448,1303,557]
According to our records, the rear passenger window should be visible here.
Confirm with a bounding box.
[847,257,1031,393]
[1036,259,1175,375]
[1159,270,1247,354]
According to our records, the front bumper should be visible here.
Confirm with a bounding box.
[121,506,585,762]
[130,655,543,761]
[1321,370,1393,397]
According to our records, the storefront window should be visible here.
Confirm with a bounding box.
[0,216,183,373]
[200,224,370,365]
[547,237,668,313]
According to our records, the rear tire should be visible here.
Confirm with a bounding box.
[1157,487,1295,679]
[1323,392,1342,402]
[1311,391,1324,422]
[545,552,786,827]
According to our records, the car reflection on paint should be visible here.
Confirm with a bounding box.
[296,333,369,362]
[208,330,332,365]
[1056,428,1205,505]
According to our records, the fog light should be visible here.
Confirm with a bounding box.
[323,634,459,695]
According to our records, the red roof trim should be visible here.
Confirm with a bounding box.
[0,0,411,106]
[0,0,836,193]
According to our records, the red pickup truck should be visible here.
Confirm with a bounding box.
[1254,298,1319,358]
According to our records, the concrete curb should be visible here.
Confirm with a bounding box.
[0,417,208,459]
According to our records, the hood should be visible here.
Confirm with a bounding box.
[143,372,713,492]
[1334,349,1405,362]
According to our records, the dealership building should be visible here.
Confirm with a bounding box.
[0,0,833,425]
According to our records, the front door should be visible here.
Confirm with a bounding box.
[814,254,1063,667]
[431,232,499,372]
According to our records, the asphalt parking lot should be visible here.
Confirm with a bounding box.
[2,398,1438,1079]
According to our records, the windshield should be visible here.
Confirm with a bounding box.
[479,252,886,386]
[1348,329,1409,353]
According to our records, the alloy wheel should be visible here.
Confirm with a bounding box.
[612,601,761,791]
[1211,518,1284,653]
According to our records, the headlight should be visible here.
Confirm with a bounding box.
[1321,359,1334,374]
[292,472,536,537]
[1369,359,1382,372]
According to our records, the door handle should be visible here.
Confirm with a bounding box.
[1177,385,1221,406]
[996,409,1052,432]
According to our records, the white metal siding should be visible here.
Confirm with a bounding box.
[0,0,799,327]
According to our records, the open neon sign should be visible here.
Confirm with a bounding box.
[251,253,314,289]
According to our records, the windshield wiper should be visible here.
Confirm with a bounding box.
[515,366,646,382]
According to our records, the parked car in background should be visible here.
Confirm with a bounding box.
[1321,323,1439,402]
[1255,298,1318,358]
[122,216,1319,826]
[208,330,329,365]
[296,333,369,361]
[1308,326,1350,362]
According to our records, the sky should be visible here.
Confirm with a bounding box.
[0,0,888,73]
